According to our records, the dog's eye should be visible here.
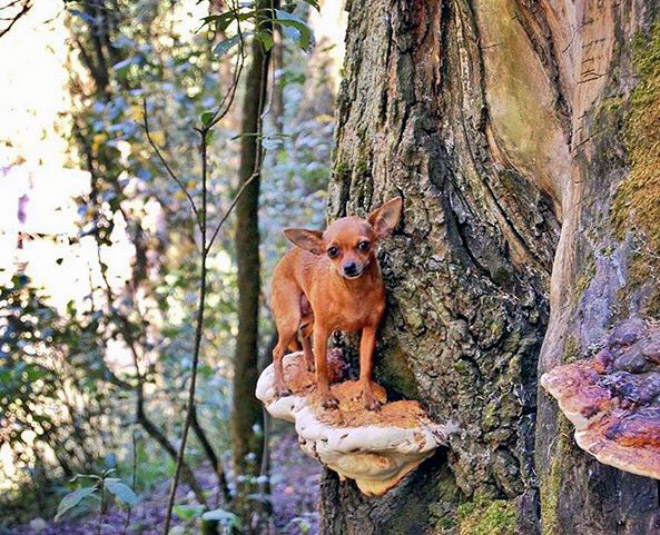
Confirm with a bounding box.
[327,246,339,258]
[357,241,370,252]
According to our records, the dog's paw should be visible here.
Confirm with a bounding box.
[321,395,340,410]
[364,397,382,412]
[275,385,293,398]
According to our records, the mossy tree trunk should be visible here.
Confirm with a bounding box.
[320,1,660,534]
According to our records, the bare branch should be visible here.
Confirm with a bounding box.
[72,36,100,80]
[207,43,245,128]
[205,3,248,130]
[191,406,232,504]
[0,0,30,39]
[205,167,260,255]
[95,246,209,505]
[162,0,275,530]
[163,128,211,535]
[206,29,273,255]
[142,99,202,233]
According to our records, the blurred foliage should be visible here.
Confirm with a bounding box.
[1,0,338,529]
[0,274,119,478]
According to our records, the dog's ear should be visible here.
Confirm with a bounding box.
[368,197,403,239]
[284,228,324,255]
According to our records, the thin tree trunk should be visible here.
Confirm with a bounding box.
[320,1,660,534]
[271,30,285,136]
[70,1,225,506]
[230,0,274,478]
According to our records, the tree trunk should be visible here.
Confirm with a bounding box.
[320,1,660,534]
[230,2,273,477]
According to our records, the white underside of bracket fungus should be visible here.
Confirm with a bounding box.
[256,352,449,496]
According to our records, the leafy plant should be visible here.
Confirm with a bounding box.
[55,469,138,522]
[202,508,241,529]
[172,504,206,521]
[55,487,98,522]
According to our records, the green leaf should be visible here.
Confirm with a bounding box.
[55,487,97,521]
[200,110,215,127]
[25,366,48,382]
[112,56,140,72]
[199,363,214,378]
[247,492,272,504]
[203,9,256,32]
[213,32,250,57]
[105,480,138,506]
[173,504,205,520]
[255,31,274,51]
[272,10,312,51]
[202,508,240,527]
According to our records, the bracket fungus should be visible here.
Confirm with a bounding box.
[256,351,449,496]
[541,318,660,480]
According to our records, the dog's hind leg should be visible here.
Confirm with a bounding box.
[301,336,314,373]
[299,293,315,372]
[271,281,302,397]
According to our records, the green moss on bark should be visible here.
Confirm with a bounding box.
[563,335,580,363]
[572,260,596,305]
[539,416,571,535]
[375,343,420,399]
[456,493,516,535]
[611,21,660,314]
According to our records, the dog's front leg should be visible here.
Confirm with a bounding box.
[313,326,338,409]
[359,325,381,410]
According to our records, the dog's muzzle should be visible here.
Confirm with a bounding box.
[342,261,363,279]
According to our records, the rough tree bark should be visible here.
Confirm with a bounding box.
[319,1,660,534]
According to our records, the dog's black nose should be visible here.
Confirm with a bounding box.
[343,262,357,275]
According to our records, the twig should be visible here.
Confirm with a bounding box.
[206,0,247,130]
[205,166,260,255]
[163,128,210,535]
[142,99,202,233]
[206,0,273,254]
[191,406,232,504]
[122,431,138,535]
[161,1,275,531]
[0,0,30,39]
[0,0,24,10]
[97,478,105,535]
[95,245,208,505]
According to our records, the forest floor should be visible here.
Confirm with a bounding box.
[10,431,321,535]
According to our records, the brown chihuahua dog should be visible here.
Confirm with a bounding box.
[270,197,403,410]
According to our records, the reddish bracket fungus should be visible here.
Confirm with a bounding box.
[256,351,450,496]
[541,318,660,479]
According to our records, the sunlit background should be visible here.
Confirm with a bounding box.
[0,0,346,531]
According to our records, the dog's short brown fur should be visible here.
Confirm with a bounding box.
[270,198,402,410]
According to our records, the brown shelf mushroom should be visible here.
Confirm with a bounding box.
[541,318,660,480]
[256,351,451,496]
